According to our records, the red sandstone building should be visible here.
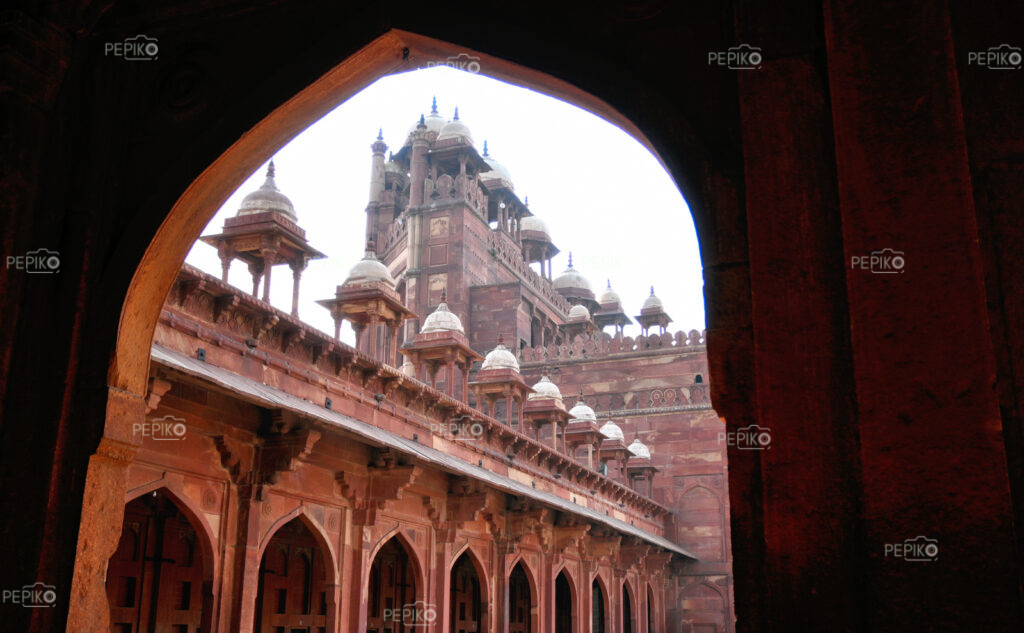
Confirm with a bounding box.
[104,107,733,632]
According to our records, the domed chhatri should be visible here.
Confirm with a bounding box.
[642,286,664,311]
[553,253,593,293]
[420,294,465,334]
[569,398,597,422]
[568,304,591,320]
[481,140,514,188]
[593,279,633,334]
[200,158,325,316]
[437,107,474,145]
[481,337,520,371]
[317,239,415,362]
[520,215,550,237]
[599,419,625,441]
[628,437,652,459]
[404,97,447,143]
[636,285,673,335]
[238,160,298,221]
[599,280,621,306]
[343,244,396,288]
[528,375,563,401]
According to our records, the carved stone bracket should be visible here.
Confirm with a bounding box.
[145,376,173,414]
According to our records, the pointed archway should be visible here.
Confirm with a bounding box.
[646,583,656,633]
[591,578,608,633]
[555,571,574,633]
[105,489,213,633]
[450,551,484,633]
[253,516,333,633]
[368,535,427,632]
[621,581,635,633]
[508,561,535,633]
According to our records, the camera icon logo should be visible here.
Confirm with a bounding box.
[903,536,939,562]
[24,248,61,273]
[124,35,159,61]
[2,582,57,607]
[727,44,762,70]
[969,44,1021,70]
[736,424,771,449]
[427,53,481,74]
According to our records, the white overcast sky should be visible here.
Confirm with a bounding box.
[186,66,705,346]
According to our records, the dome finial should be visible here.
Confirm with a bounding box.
[497,331,504,345]
[607,279,612,289]
[650,286,656,295]
[377,128,384,140]
[453,106,460,121]
[482,140,489,157]
[261,159,279,191]
[440,286,447,303]
[524,195,529,206]
[418,114,426,127]
[568,252,573,268]
[431,96,438,114]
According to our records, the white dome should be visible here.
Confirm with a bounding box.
[642,287,664,311]
[628,438,651,459]
[599,280,621,305]
[420,302,464,334]
[520,215,550,237]
[437,108,474,145]
[599,420,624,440]
[528,375,562,401]
[344,248,395,287]
[404,98,447,143]
[569,400,597,422]
[568,304,591,320]
[481,141,513,188]
[481,342,519,371]
[238,161,297,221]
[553,257,592,293]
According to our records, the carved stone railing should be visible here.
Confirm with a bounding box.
[486,233,572,313]
[379,218,408,255]
[519,329,706,363]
